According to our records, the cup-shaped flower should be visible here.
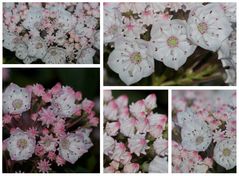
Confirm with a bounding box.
[149,19,196,70]
[7,129,36,161]
[213,138,236,170]
[187,4,232,52]
[3,83,31,114]
[107,38,154,85]
[181,118,212,151]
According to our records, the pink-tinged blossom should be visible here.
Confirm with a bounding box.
[105,122,120,136]
[56,155,66,166]
[37,159,51,173]
[3,114,12,124]
[123,163,140,173]
[32,83,45,96]
[144,93,157,110]
[38,107,56,127]
[129,100,146,119]
[111,143,126,162]
[82,98,95,113]
[47,151,56,161]
[128,134,149,156]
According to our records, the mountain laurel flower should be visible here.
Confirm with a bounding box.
[149,19,196,70]
[176,108,195,127]
[181,118,212,151]
[58,132,93,164]
[104,133,115,156]
[187,4,233,52]
[3,83,31,114]
[105,122,120,136]
[111,143,127,162]
[123,163,140,173]
[107,38,154,85]
[37,159,51,173]
[153,138,168,156]
[51,86,77,118]
[144,93,157,110]
[148,156,168,173]
[213,138,236,170]
[7,129,36,161]
[128,134,149,156]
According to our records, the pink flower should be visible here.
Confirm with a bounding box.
[82,98,95,113]
[32,83,45,97]
[56,155,66,166]
[105,122,120,136]
[130,99,146,119]
[53,119,66,136]
[42,92,52,103]
[75,91,82,101]
[47,151,56,161]
[35,145,46,157]
[49,83,61,95]
[123,163,140,173]
[37,159,51,173]
[38,107,56,127]
[3,114,12,124]
[27,127,39,137]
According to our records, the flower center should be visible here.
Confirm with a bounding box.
[167,36,178,47]
[131,52,142,64]
[196,136,204,145]
[12,99,23,109]
[51,50,57,56]
[17,138,28,150]
[35,42,43,49]
[197,22,208,34]
[61,139,70,150]
[223,148,231,157]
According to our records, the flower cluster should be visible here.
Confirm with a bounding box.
[3,83,99,173]
[3,2,100,64]
[172,90,236,173]
[104,3,236,85]
[104,91,168,173]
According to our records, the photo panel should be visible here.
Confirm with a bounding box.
[3,2,100,64]
[2,68,100,173]
[103,90,168,173]
[103,2,236,86]
[172,90,236,173]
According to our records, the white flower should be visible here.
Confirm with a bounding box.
[129,99,146,119]
[14,42,28,60]
[105,121,120,136]
[107,38,154,85]
[111,142,126,161]
[23,56,38,64]
[181,118,212,151]
[76,48,95,64]
[104,8,122,43]
[51,86,76,117]
[27,37,47,59]
[153,138,168,156]
[22,7,43,30]
[104,90,113,103]
[49,6,76,33]
[3,83,31,114]
[176,108,195,127]
[213,138,236,170]
[104,133,115,156]
[220,3,236,23]
[144,94,157,110]
[122,18,146,39]
[42,47,66,64]
[187,4,232,52]
[58,132,93,164]
[150,19,196,70]
[94,30,100,49]
[3,32,17,51]
[148,113,167,138]
[119,117,136,137]
[128,133,149,156]
[148,156,168,173]
[7,129,35,161]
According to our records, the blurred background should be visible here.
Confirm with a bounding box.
[3,68,100,173]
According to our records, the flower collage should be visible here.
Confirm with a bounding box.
[1,1,238,175]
